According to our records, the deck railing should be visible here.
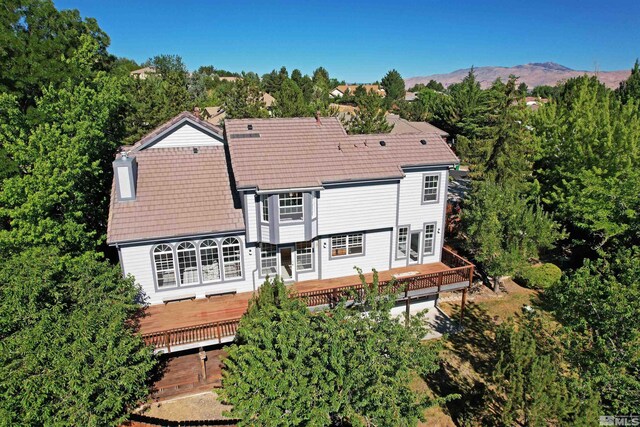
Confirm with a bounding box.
[142,318,240,353]
[297,247,473,307]
[141,247,473,351]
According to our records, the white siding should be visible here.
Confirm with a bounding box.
[397,169,448,264]
[120,235,258,306]
[279,223,306,244]
[149,123,223,148]
[318,229,392,280]
[244,193,257,243]
[261,224,270,242]
[317,183,397,235]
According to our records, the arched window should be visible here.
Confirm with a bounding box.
[153,244,177,288]
[222,237,242,279]
[200,239,221,282]
[176,242,198,285]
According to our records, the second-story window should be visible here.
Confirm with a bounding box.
[279,192,303,221]
[261,195,269,222]
[422,174,440,203]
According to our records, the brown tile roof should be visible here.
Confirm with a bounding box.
[107,146,244,244]
[334,84,386,96]
[225,117,458,191]
[386,114,449,137]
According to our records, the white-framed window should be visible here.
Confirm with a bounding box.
[260,243,278,276]
[424,223,436,255]
[279,192,303,221]
[200,239,221,282]
[296,241,313,271]
[176,242,199,285]
[397,227,408,258]
[422,174,439,203]
[222,237,242,279]
[331,233,364,257]
[261,195,269,222]
[153,244,177,288]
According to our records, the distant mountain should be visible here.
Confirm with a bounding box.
[405,62,631,90]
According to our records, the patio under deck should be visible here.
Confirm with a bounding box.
[140,247,474,353]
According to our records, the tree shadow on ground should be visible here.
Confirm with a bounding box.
[423,304,503,426]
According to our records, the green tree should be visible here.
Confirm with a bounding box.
[546,247,640,413]
[0,246,155,426]
[530,85,558,99]
[616,59,640,104]
[0,0,113,111]
[494,315,600,426]
[481,76,537,186]
[0,48,130,255]
[223,78,269,119]
[532,76,640,251]
[221,275,447,426]
[124,55,193,142]
[273,79,309,117]
[517,81,529,96]
[261,66,289,94]
[312,66,330,88]
[343,92,392,134]
[445,68,491,148]
[381,69,405,108]
[462,181,562,289]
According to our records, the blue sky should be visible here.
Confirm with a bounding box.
[55,0,639,82]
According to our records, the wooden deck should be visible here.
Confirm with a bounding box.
[139,247,473,353]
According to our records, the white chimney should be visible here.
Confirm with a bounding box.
[113,153,137,201]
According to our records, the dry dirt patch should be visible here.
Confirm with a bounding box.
[142,391,232,421]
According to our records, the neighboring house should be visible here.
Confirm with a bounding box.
[404,91,417,101]
[217,76,241,82]
[525,96,549,111]
[262,92,276,108]
[386,114,449,140]
[130,66,157,80]
[108,112,473,352]
[203,93,275,125]
[330,84,386,98]
[202,106,226,125]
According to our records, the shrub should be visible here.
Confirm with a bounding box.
[516,263,562,289]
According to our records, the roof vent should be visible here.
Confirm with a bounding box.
[379,140,386,147]
[247,124,253,130]
[193,147,199,154]
[420,139,427,145]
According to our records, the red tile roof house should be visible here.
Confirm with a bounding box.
[108,112,474,353]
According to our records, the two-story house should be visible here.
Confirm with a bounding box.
[107,112,473,353]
